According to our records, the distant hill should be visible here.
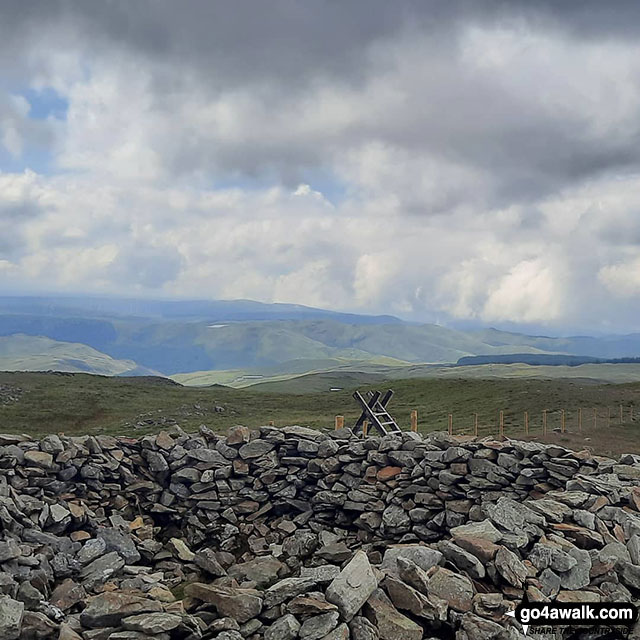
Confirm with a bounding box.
[2,294,640,377]
[0,334,160,376]
[0,295,401,324]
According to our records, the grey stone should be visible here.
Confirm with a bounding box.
[264,614,300,640]
[494,546,527,588]
[326,550,378,621]
[299,611,339,640]
[239,440,275,459]
[123,613,182,633]
[80,593,162,628]
[426,567,474,612]
[450,520,502,543]
[97,528,141,564]
[264,577,318,609]
[438,540,485,579]
[0,595,23,640]
[380,545,443,577]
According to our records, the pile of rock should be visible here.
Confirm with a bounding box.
[0,425,638,638]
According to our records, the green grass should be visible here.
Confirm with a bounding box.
[175,362,640,390]
[1,371,640,457]
[0,334,158,376]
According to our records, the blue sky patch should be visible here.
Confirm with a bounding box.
[0,146,54,174]
[21,87,68,121]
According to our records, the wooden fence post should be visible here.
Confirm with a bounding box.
[499,410,504,437]
[268,420,274,426]
[362,420,368,438]
[578,408,582,434]
[474,412,478,437]
[524,411,529,435]
[448,413,453,436]
[410,410,418,433]
[561,409,565,433]
[335,415,344,430]
[543,409,547,436]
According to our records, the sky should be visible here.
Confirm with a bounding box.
[2,1,640,333]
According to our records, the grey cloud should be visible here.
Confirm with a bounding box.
[108,243,184,288]
[0,200,46,261]
[4,1,640,208]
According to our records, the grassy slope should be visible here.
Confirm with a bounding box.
[1,371,640,456]
[0,334,157,376]
[172,356,412,387]
[177,361,640,390]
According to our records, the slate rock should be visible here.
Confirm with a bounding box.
[326,550,378,621]
[0,595,23,640]
[264,614,300,640]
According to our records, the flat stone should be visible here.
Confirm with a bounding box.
[0,540,21,563]
[228,555,284,588]
[618,561,640,590]
[263,577,318,609]
[300,565,341,584]
[380,544,443,577]
[527,499,571,523]
[123,613,182,634]
[349,616,379,640]
[438,540,485,579]
[50,579,86,611]
[323,623,350,640]
[168,537,195,562]
[450,519,502,543]
[494,546,527,588]
[385,575,448,622]
[287,596,338,616]
[377,466,402,481]
[184,584,262,623]
[80,593,162,628]
[326,550,378,621]
[194,548,227,576]
[79,551,125,587]
[98,527,141,564]
[299,611,339,640]
[264,614,300,640]
[239,440,275,459]
[426,567,474,612]
[77,538,107,565]
[453,534,500,563]
[364,588,422,640]
[24,451,54,469]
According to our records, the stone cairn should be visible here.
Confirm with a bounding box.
[0,425,638,639]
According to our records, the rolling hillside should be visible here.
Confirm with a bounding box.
[2,295,640,377]
[0,334,159,376]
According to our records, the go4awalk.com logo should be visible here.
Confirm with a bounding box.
[507,601,639,637]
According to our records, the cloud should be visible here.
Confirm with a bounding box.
[3,2,640,331]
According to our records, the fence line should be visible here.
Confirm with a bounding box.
[341,404,637,439]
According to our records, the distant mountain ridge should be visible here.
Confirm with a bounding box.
[0,295,640,377]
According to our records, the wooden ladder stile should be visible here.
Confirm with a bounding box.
[353,389,402,436]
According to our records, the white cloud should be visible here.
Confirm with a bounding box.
[599,258,640,297]
[482,259,565,323]
[5,4,640,332]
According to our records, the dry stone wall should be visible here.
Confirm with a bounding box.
[0,424,638,639]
